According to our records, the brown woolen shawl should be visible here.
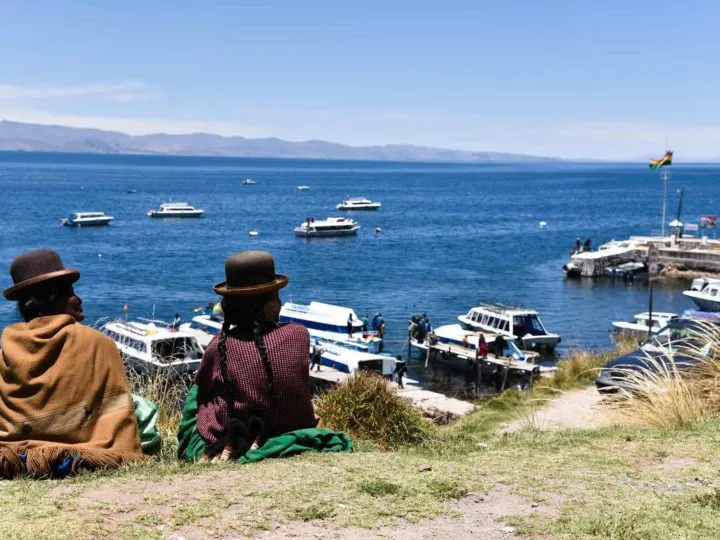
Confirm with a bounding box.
[0,315,142,477]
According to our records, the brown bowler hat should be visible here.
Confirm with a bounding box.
[3,249,80,301]
[214,251,288,297]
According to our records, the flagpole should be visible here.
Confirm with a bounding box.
[661,168,669,237]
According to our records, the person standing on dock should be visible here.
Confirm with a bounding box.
[477,334,488,360]
[394,355,407,389]
[494,335,506,357]
[362,314,369,333]
[172,313,182,329]
[311,340,324,372]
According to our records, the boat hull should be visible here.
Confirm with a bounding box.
[148,211,204,218]
[294,226,359,237]
[336,204,381,211]
[683,291,720,312]
[63,218,113,227]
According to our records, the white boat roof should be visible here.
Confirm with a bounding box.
[299,217,357,226]
[73,211,110,217]
[344,198,373,203]
[466,305,539,317]
[282,301,360,322]
[103,320,200,342]
[434,323,513,343]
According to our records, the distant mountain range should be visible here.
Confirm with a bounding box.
[0,120,557,163]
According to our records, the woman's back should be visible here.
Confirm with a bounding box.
[195,323,315,443]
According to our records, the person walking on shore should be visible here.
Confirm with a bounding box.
[394,356,408,389]
[311,340,324,372]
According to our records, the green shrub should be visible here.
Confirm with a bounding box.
[315,371,433,449]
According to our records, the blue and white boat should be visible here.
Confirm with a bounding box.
[313,339,396,376]
[179,314,222,348]
[61,211,114,227]
[280,301,364,335]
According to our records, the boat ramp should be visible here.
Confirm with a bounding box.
[309,368,475,422]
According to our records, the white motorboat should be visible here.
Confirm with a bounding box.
[101,319,204,376]
[147,202,204,218]
[181,309,381,353]
[683,278,720,312]
[314,340,395,376]
[604,261,647,279]
[294,217,359,238]
[297,185,310,191]
[457,305,561,350]
[179,314,223,348]
[612,312,678,336]
[242,179,256,185]
[61,211,114,227]
[336,198,382,211]
[280,301,364,335]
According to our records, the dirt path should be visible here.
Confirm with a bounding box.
[502,387,611,432]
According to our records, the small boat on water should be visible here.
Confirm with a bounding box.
[336,197,382,211]
[297,185,310,191]
[604,261,647,279]
[61,211,114,227]
[147,202,204,218]
[612,312,678,337]
[101,319,204,376]
[457,304,561,351]
[127,189,137,194]
[179,314,223,348]
[242,179,256,185]
[294,217,359,238]
[683,278,720,312]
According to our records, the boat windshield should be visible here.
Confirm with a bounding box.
[152,337,203,361]
[512,314,546,336]
[642,320,710,355]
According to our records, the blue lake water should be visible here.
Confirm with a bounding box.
[1,152,718,366]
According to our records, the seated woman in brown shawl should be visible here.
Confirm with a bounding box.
[179,251,318,461]
[0,249,142,478]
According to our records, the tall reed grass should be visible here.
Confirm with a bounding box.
[606,321,720,429]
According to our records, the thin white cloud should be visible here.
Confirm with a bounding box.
[0,81,162,102]
[0,107,265,137]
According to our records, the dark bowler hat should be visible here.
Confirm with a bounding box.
[214,251,288,296]
[3,249,80,301]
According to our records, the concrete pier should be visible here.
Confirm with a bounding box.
[566,235,720,278]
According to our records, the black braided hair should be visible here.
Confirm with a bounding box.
[218,293,278,413]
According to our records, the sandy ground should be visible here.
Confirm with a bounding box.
[502,387,611,432]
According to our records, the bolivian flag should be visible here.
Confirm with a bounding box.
[649,151,673,168]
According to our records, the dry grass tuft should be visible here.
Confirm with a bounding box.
[542,349,615,390]
[127,368,186,436]
[607,321,720,429]
[315,371,433,449]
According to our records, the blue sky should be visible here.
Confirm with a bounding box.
[0,0,718,159]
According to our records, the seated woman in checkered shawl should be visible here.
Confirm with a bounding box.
[190,251,317,461]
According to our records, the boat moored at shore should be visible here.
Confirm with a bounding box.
[683,277,720,312]
[611,312,678,337]
[61,211,114,227]
[457,304,561,350]
[294,217,359,238]
[101,319,204,376]
[147,202,205,218]
[280,301,365,335]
